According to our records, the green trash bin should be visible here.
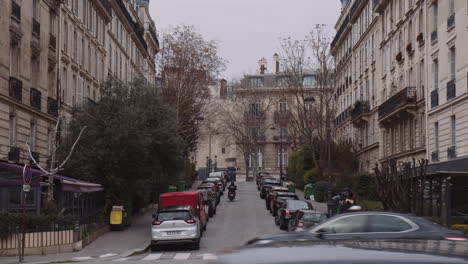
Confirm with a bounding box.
[304,183,314,200]
[177,181,186,192]
[287,182,296,193]
[166,185,177,193]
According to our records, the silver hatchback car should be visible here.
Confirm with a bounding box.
[151,205,201,251]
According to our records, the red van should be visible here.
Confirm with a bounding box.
[159,191,208,230]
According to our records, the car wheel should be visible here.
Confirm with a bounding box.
[150,244,159,252]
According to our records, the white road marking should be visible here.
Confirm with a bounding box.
[173,253,190,260]
[201,253,218,260]
[73,256,93,260]
[113,257,132,261]
[142,253,163,260]
[99,253,117,258]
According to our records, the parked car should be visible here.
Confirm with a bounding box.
[270,192,299,217]
[260,180,282,198]
[208,173,227,190]
[151,205,201,251]
[256,172,272,189]
[287,210,327,232]
[247,212,468,245]
[198,183,220,205]
[203,178,225,195]
[221,239,468,264]
[158,191,208,231]
[265,187,289,211]
[199,189,216,217]
[275,200,313,230]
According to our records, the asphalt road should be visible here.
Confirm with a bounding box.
[83,180,281,264]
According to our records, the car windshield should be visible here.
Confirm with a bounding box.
[302,213,327,223]
[287,201,309,210]
[158,211,191,221]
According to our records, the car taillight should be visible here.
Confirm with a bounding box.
[297,220,304,228]
[152,220,162,225]
[283,209,290,215]
[445,236,468,241]
[185,219,196,224]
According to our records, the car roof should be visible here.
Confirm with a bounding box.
[272,187,289,190]
[158,205,193,212]
[160,191,200,197]
[275,192,297,196]
[298,210,326,214]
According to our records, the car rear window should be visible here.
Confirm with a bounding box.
[158,211,191,221]
[287,201,310,210]
[302,213,327,223]
[279,195,298,200]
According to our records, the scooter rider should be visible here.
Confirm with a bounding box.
[228,181,237,193]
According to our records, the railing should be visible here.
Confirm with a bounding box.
[116,0,134,28]
[447,146,457,159]
[447,14,455,29]
[8,147,20,162]
[49,33,56,50]
[11,0,21,20]
[431,30,438,43]
[47,97,59,117]
[446,79,456,100]
[334,107,350,126]
[30,88,42,110]
[32,18,40,36]
[9,76,22,102]
[351,101,370,120]
[378,87,416,120]
[431,150,439,162]
[431,90,439,108]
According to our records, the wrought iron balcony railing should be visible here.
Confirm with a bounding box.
[32,18,40,36]
[351,100,370,120]
[447,146,457,159]
[431,89,439,108]
[30,88,42,110]
[9,76,22,102]
[378,87,416,120]
[8,147,20,163]
[447,14,455,29]
[11,0,21,21]
[431,150,439,162]
[446,79,456,101]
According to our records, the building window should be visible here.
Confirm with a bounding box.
[250,77,263,88]
[451,116,456,147]
[277,148,288,167]
[33,0,39,19]
[249,103,262,116]
[279,101,287,112]
[9,114,17,147]
[221,148,226,154]
[303,75,317,86]
[433,3,438,31]
[419,60,425,98]
[249,149,263,168]
[434,122,439,150]
[449,47,456,81]
[433,59,439,91]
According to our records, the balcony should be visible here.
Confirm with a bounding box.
[30,88,42,110]
[447,146,457,159]
[378,87,417,125]
[8,147,20,163]
[149,25,159,48]
[9,76,22,102]
[274,111,290,124]
[11,0,21,21]
[32,18,40,36]
[431,30,438,43]
[47,97,58,117]
[431,150,439,162]
[446,79,456,101]
[350,100,371,127]
[447,14,455,30]
[431,90,439,108]
[49,33,56,50]
[334,107,351,127]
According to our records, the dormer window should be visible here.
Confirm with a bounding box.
[250,77,264,88]
[303,75,317,86]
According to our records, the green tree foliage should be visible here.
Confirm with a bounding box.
[58,80,183,214]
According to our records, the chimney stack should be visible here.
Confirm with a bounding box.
[273,53,280,74]
[258,57,267,74]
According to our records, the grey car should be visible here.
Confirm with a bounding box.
[151,205,201,251]
[287,210,328,232]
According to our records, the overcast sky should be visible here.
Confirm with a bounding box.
[149,0,341,80]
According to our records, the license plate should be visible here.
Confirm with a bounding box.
[166,231,182,235]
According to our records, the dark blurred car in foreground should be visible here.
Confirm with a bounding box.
[288,210,327,232]
[270,192,299,216]
[248,212,467,245]
[218,239,468,264]
[275,200,313,230]
[265,186,289,211]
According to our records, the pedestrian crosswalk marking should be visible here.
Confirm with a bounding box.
[173,253,190,260]
[142,253,163,260]
[73,256,93,260]
[99,253,117,258]
[200,253,218,260]
[113,257,132,262]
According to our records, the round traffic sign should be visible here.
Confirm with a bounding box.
[23,164,32,184]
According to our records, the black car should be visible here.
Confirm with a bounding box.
[260,181,282,199]
[275,200,313,230]
[202,178,224,195]
[248,211,467,245]
[287,210,327,232]
[270,192,299,217]
[220,239,468,264]
[197,183,220,205]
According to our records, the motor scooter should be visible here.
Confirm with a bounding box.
[228,190,236,201]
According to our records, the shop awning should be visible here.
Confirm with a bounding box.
[0,161,103,193]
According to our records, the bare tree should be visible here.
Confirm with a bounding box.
[277,24,335,178]
[219,87,277,180]
[158,25,226,154]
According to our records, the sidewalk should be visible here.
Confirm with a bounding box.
[1,207,156,264]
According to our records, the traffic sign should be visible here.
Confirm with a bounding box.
[23,164,32,185]
[23,184,30,192]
